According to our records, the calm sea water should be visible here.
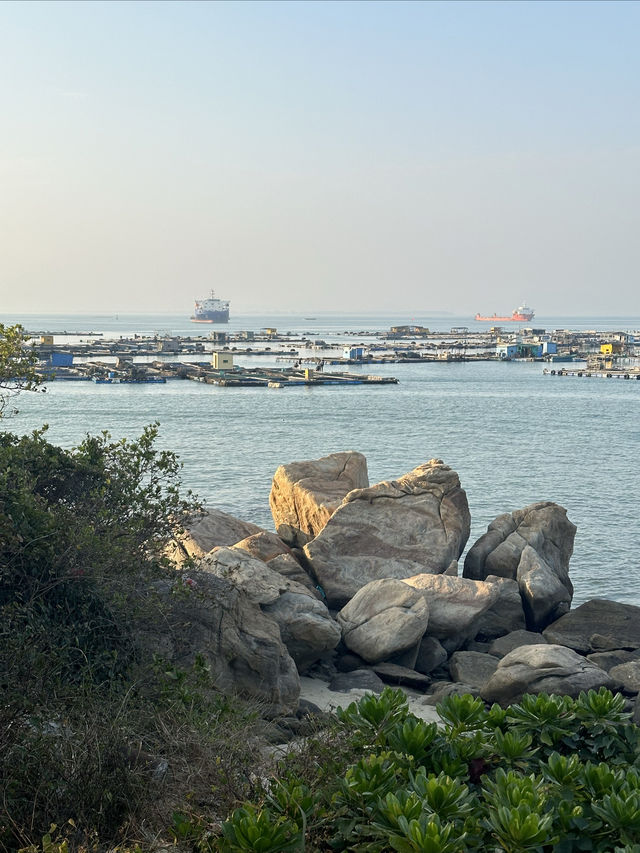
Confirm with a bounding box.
[5,312,640,608]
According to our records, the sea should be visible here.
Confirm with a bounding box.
[4,311,640,609]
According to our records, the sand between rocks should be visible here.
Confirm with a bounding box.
[299,676,441,724]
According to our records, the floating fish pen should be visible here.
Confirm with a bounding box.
[93,377,167,384]
[544,368,640,380]
[184,365,398,388]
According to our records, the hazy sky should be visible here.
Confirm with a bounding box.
[1,0,639,316]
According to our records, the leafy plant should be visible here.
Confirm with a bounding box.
[484,802,557,852]
[218,806,303,852]
[387,814,467,853]
[337,687,410,746]
[436,693,488,736]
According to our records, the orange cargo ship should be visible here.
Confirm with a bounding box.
[475,304,535,322]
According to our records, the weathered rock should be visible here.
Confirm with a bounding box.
[168,507,265,565]
[370,662,432,690]
[336,579,429,664]
[423,681,480,705]
[448,651,499,688]
[263,592,342,671]
[466,640,492,654]
[278,525,312,548]
[489,630,548,659]
[517,545,571,631]
[266,553,319,596]
[388,642,421,670]
[201,547,291,605]
[201,547,340,670]
[329,669,385,693]
[472,576,526,641]
[270,451,369,547]
[304,460,470,608]
[543,599,640,654]
[139,571,300,715]
[463,502,575,585]
[403,574,500,648]
[464,512,520,580]
[414,636,448,675]
[233,531,291,562]
[335,652,367,673]
[587,649,640,671]
[608,661,640,694]
[481,644,615,706]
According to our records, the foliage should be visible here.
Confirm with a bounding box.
[208,687,640,852]
[0,423,263,851]
[0,323,42,417]
[0,422,201,689]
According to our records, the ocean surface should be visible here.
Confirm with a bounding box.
[5,311,640,609]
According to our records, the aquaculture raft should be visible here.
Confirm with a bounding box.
[544,368,640,380]
[186,366,398,388]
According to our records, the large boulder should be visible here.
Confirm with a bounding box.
[481,643,616,706]
[139,571,300,715]
[336,578,430,664]
[517,545,572,631]
[448,651,499,689]
[270,451,369,547]
[264,553,319,596]
[414,636,448,675]
[463,502,576,631]
[201,547,340,671]
[472,576,526,641]
[304,460,471,608]
[232,531,291,562]
[230,533,318,594]
[489,629,548,659]
[168,507,265,565]
[609,661,640,695]
[403,574,500,650]
[464,502,575,585]
[543,599,640,654]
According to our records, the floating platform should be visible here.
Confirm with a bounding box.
[544,368,640,380]
[185,366,398,388]
[93,377,167,384]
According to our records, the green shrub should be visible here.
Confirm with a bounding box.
[208,687,640,852]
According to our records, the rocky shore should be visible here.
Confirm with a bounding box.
[153,451,640,728]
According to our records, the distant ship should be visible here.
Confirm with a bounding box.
[475,304,535,322]
[190,290,230,324]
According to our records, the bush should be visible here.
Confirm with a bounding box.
[0,423,199,692]
[209,686,640,852]
[1,424,271,851]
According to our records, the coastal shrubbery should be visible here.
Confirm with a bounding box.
[208,686,640,852]
[0,424,266,851]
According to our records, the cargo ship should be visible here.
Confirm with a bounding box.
[475,304,535,322]
[190,290,230,324]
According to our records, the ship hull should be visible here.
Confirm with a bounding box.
[190,310,229,324]
[475,313,534,322]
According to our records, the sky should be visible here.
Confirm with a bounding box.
[1,0,639,317]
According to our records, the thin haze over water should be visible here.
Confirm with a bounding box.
[1,0,639,315]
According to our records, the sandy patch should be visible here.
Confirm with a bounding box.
[299,676,441,725]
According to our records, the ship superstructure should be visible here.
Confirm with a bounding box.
[191,291,230,324]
